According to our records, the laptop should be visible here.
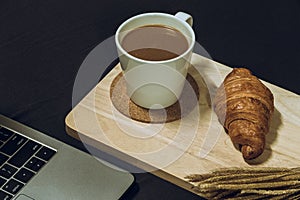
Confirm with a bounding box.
[0,114,134,200]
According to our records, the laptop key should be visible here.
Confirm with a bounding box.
[14,168,35,183]
[0,153,9,166]
[3,179,24,195]
[36,146,56,161]
[1,134,27,156]
[0,164,17,179]
[25,157,45,172]
[0,127,14,142]
[8,140,41,168]
[0,177,6,187]
[0,190,12,200]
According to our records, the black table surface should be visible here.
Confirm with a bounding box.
[1,0,300,199]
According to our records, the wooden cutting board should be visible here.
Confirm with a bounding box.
[65,53,300,196]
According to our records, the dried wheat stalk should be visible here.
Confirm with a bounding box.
[185,167,300,199]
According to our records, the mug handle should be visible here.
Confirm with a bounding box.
[175,12,193,27]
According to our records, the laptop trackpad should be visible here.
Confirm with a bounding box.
[15,194,34,200]
[18,145,134,200]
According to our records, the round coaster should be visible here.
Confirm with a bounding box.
[110,72,200,123]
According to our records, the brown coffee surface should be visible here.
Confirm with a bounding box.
[121,25,189,61]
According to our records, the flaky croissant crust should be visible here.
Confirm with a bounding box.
[213,68,274,160]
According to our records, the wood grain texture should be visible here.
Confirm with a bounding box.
[65,53,300,196]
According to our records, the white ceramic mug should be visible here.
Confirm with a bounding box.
[115,12,195,109]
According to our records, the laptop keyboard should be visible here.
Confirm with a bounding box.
[0,126,56,199]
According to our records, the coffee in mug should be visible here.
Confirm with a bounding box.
[121,24,189,61]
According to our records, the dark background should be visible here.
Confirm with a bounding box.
[1,0,300,199]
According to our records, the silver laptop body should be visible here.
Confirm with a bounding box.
[0,114,134,200]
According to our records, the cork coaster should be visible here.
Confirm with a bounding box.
[110,72,200,123]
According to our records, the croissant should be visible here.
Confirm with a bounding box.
[213,68,274,160]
